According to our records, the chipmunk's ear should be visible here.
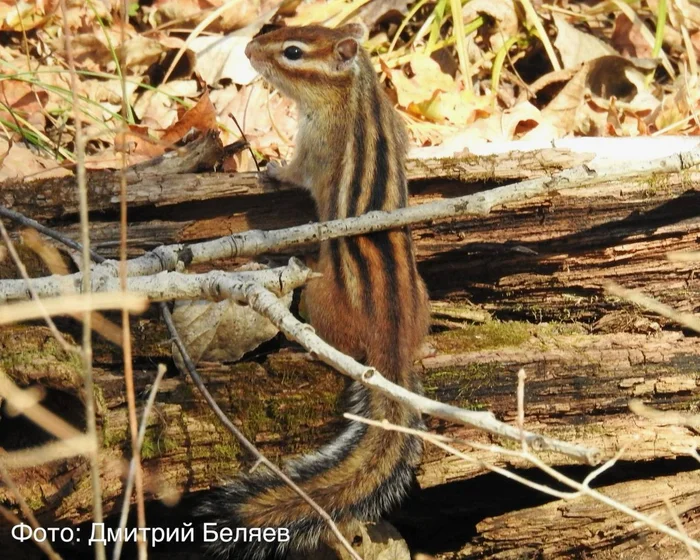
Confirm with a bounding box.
[335,23,366,64]
[335,36,359,62]
[339,22,367,41]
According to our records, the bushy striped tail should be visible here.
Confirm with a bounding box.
[196,380,423,559]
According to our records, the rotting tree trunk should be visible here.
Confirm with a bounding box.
[0,146,699,559]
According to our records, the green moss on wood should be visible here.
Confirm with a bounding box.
[0,326,82,389]
[432,320,532,354]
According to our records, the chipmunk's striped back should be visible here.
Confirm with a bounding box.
[200,24,430,559]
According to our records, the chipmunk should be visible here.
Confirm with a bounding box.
[198,23,430,559]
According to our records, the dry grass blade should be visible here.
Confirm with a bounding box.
[0,292,149,325]
[629,399,700,432]
[518,0,561,72]
[117,1,147,557]
[604,281,700,334]
[0,436,96,470]
[0,219,75,352]
[0,375,82,440]
[112,364,167,560]
[59,0,106,555]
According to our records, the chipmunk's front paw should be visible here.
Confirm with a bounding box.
[264,160,287,182]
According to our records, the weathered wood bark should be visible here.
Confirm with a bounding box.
[0,147,699,559]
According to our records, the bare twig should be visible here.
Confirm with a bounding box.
[663,497,698,560]
[237,283,600,464]
[113,364,168,560]
[0,219,75,352]
[0,503,62,560]
[4,140,699,292]
[59,2,106,556]
[0,260,314,302]
[118,3,146,555]
[605,281,700,334]
[0,206,102,261]
[345,413,577,499]
[350,362,700,554]
[0,292,148,325]
[161,304,362,560]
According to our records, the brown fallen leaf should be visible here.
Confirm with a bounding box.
[161,91,218,144]
[611,12,653,58]
[462,0,518,51]
[0,0,54,31]
[553,13,616,69]
[542,55,659,136]
[0,137,72,181]
[170,264,293,368]
[0,80,48,131]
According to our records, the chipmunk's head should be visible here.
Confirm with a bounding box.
[245,23,368,106]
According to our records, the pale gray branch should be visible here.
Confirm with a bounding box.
[0,259,312,303]
[228,283,601,465]
[4,143,698,296]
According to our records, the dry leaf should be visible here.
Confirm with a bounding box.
[389,55,455,119]
[462,0,518,51]
[611,13,653,58]
[152,0,262,32]
[0,80,48,127]
[192,33,258,86]
[0,1,53,31]
[161,91,218,144]
[171,278,293,368]
[650,85,692,132]
[0,137,72,181]
[553,14,616,69]
[214,83,297,167]
[133,79,200,131]
[543,56,659,136]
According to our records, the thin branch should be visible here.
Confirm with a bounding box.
[5,140,700,291]
[351,361,700,554]
[0,219,75,352]
[0,206,103,261]
[113,364,168,560]
[345,413,577,500]
[0,260,315,302]
[161,303,362,560]
[605,281,700,334]
[0,292,148,325]
[350,410,700,552]
[513,366,700,554]
[237,283,600,464]
[118,2,146,553]
[59,1,105,556]
[663,497,698,560]
[0,502,62,560]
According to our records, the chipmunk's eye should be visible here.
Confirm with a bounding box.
[283,46,303,60]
